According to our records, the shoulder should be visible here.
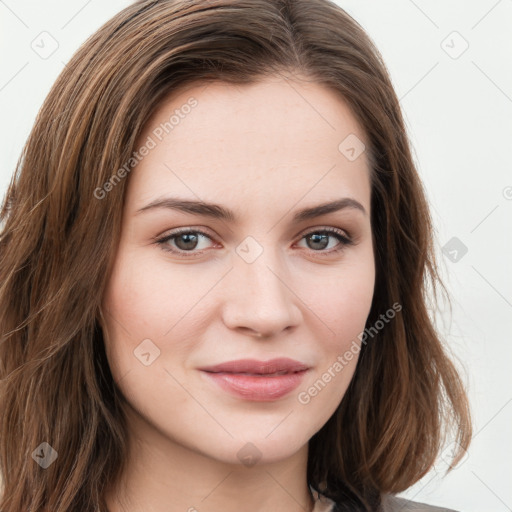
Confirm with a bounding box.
[380,494,460,512]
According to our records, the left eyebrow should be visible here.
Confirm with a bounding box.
[135,196,367,222]
[292,198,367,221]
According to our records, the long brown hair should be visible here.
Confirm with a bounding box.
[0,0,471,510]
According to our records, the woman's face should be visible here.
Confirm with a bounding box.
[101,75,375,465]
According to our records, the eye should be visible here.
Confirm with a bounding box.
[154,226,354,258]
[155,228,215,257]
[295,227,353,255]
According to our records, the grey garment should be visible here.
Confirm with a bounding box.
[380,494,458,512]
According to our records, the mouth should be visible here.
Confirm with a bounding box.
[199,358,310,401]
[199,357,310,375]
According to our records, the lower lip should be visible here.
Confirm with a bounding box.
[201,370,308,401]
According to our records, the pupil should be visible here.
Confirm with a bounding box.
[176,233,198,250]
[309,233,328,250]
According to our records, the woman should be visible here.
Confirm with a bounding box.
[0,1,472,511]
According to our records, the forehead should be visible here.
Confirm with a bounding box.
[125,77,371,215]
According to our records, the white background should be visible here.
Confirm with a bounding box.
[1,1,511,511]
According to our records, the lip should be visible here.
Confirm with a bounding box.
[199,358,310,401]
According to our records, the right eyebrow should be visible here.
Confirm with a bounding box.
[135,196,367,222]
[135,197,236,221]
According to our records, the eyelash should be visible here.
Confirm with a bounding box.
[154,227,354,258]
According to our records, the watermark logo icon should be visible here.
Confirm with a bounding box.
[441,31,469,60]
[237,442,262,467]
[134,338,161,366]
[442,237,468,263]
[338,134,365,161]
[32,442,58,469]
[31,31,59,59]
[440,440,469,469]
[236,236,264,264]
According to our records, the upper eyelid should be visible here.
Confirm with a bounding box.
[157,226,353,249]
[158,225,352,240]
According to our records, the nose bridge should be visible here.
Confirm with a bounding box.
[223,240,301,336]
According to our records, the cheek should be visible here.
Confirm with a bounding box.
[102,248,210,339]
[100,248,220,384]
[297,256,375,345]
[294,259,374,425]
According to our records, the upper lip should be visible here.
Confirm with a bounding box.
[199,358,309,375]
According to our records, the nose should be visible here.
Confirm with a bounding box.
[222,250,303,339]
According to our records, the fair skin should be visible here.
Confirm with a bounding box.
[101,74,375,512]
